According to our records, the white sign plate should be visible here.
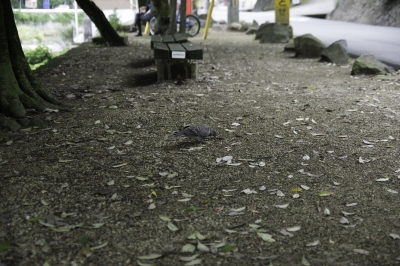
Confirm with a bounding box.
[172,51,186,59]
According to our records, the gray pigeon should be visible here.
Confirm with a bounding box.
[172,124,216,142]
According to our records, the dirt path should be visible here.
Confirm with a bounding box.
[1,30,400,266]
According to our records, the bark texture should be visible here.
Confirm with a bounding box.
[168,0,177,34]
[151,0,170,34]
[179,0,186,34]
[75,0,126,46]
[0,0,65,131]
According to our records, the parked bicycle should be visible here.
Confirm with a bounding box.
[149,13,201,37]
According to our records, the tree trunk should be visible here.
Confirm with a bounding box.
[75,0,126,46]
[168,0,177,35]
[253,0,274,11]
[0,0,66,131]
[179,0,187,34]
[151,0,170,35]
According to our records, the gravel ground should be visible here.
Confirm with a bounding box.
[1,30,400,266]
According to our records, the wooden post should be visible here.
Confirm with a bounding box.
[179,0,187,33]
[202,0,215,40]
[228,0,239,25]
[275,0,290,25]
[169,0,177,34]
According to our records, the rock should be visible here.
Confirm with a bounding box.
[255,23,293,40]
[245,27,258,35]
[17,118,31,127]
[351,54,395,75]
[252,20,259,28]
[283,39,295,52]
[228,22,242,31]
[294,34,326,58]
[29,117,47,128]
[0,116,21,131]
[320,40,349,65]
[256,23,293,43]
[240,21,251,32]
[212,24,228,31]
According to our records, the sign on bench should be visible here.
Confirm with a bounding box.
[151,34,203,81]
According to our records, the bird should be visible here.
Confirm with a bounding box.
[176,74,183,85]
[172,124,217,143]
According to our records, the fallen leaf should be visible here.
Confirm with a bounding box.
[390,233,400,239]
[306,240,320,247]
[159,215,171,222]
[376,178,389,182]
[231,207,246,212]
[302,255,310,266]
[197,241,209,252]
[179,254,200,262]
[90,241,108,250]
[274,203,289,209]
[340,217,350,224]
[353,249,370,255]
[138,254,163,260]
[181,243,196,253]
[167,222,179,232]
[318,191,333,197]
[242,188,257,194]
[280,229,293,237]
[286,225,301,232]
[184,259,202,266]
[257,232,275,242]
[300,185,310,190]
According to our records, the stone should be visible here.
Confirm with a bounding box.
[0,117,21,131]
[283,39,295,52]
[228,22,242,31]
[252,20,259,28]
[294,34,326,58]
[351,54,395,75]
[29,117,47,128]
[320,40,349,65]
[245,27,258,35]
[240,21,251,32]
[256,23,293,44]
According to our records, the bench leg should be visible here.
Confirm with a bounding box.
[156,60,165,82]
[190,62,197,79]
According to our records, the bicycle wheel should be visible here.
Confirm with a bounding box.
[186,15,200,37]
[149,17,156,35]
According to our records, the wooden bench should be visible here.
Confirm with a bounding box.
[151,33,203,82]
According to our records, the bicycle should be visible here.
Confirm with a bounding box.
[149,13,201,37]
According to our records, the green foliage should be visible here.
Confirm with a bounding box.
[52,13,74,25]
[17,26,45,42]
[13,11,51,25]
[13,10,84,26]
[24,45,52,65]
[108,9,124,32]
[11,0,74,9]
[59,26,74,43]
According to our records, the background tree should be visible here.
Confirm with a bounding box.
[75,0,126,46]
[151,0,170,34]
[179,0,186,33]
[253,0,273,11]
[0,0,124,130]
[168,0,177,34]
[0,0,66,131]
[11,0,75,9]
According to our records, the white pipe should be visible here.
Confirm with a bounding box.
[74,1,78,37]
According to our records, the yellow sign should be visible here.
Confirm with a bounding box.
[275,0,290,24]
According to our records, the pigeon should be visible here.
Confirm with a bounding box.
[172,124,216,143]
